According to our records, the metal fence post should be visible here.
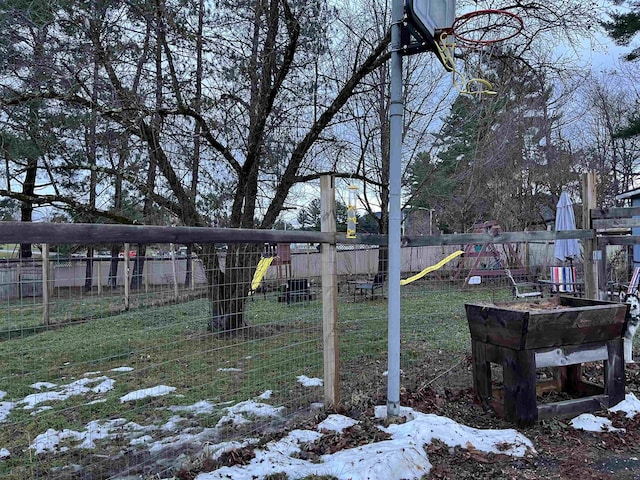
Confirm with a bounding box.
[42,244,50,325]
[124,243,131,310]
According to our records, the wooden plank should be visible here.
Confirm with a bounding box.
[464,304,527,349]
[0,221,596,249]
[606,338,625,406]
[525,305,627,335]
[321,175,339,408]
[600,236,640,246]
[484,342,508,364]
[352,229,594,247]
[502,348,537,426]
[536,378,562,395]
[534,344,609,368]
[471,340,491,404]
[591,206,640,219]
[525,326,624,350]
[0,222,334,245]
[537,395,608,421]
[465,299,627,350]
[582,172,599,299]
[593,218,640,229]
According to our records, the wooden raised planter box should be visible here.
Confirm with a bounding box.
[465,296,629,426]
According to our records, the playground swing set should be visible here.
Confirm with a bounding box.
[250,247,466,303]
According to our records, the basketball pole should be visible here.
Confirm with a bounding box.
[387,0,403,417]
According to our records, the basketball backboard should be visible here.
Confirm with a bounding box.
[405,0,455,39]
[404,0,456,70]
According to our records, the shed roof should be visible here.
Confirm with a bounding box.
[616,188,640,201]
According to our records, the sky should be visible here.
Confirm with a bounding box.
[3,366,640,479]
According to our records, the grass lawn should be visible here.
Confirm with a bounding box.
[0,280,514,479]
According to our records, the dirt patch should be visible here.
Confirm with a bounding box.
[337,349,640,480]
[394,350,640,480]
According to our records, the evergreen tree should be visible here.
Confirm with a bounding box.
[603,1,640,137]
[408,56,575,233]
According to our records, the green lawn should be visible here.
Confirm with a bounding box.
[0,281,514,479]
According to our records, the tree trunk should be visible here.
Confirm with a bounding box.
[203,243,261,332]
[85,247,94,292]
[184,244,193,287]
[130,244,146,290]
[19,156,36,259]
[108,245,120,289]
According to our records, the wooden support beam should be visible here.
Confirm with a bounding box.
[591,206,640,219]
[606,338,625,406]
[0,221,597,249]
[582,172,599,299]
[321,175,339,408]
[593,218,640,229]
[0,222,333,245]
[601,236,640,246]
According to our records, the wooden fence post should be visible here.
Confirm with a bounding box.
[42,244,50,325]
[96,258,103,295]
[582,172,599,299]
[170,243,179,300]
[144,256,149,294]
[191,257,196,291]
[321,175,339,407]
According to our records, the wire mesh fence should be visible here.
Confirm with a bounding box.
[0,233,630,479]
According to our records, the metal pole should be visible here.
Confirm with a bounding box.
[387,0,403,417]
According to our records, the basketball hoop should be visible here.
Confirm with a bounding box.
[435,9,523,96]
[452,9,524,46]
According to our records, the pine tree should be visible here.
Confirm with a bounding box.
[603,1,640,137]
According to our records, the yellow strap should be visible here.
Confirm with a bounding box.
[400,250,464,286]
[251,257,274,291]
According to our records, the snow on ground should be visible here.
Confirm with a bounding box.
[169,400,216,415]
[609,392,640,417]
[31,382,57,390]
[317,414,357,433]
[570,414,625,432]
[297,375,323,387]
[566,392,640,431]
[119,385,176,402]
[0,367,285,460]
[110,366,134,372]
[258,390,273,399]
[30,419,152,455]
[193,395,640,480]
[4,364,640,480]
[194,407,534,480]
[21,376,115,410]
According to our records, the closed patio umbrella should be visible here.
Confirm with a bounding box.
[554,190,580,263]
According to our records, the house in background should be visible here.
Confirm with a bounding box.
[615,188,640,269]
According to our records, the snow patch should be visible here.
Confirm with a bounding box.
[297,375,323,387]
[120,385,176,403]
